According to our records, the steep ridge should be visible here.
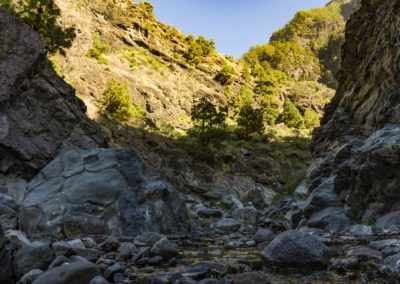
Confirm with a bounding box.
[298,0,400,229]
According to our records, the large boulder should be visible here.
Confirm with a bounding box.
[20,148,188,238]
[261,230,334,268]
[32,261,101,284]
[13,241,53,278]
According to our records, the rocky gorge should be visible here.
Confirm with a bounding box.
[1,0,400,283]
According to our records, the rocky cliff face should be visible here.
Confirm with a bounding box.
[301,0,400,229]
[0,10,107,195]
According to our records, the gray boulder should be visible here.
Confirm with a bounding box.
[376,211,400,229]
[90,276,110,284]
[32,262,100,284]
[232,206,257,225]
[307,207,352,232]
[262,230,334,267]
[20,148,188,237]
[254,228,274,244]
[216,218,241,234]
[150,238,178,259]
[14,241,53,278]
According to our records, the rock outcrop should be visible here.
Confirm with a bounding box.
[20,148,188,238]
[298,0,400,229]
[0,10,107,197]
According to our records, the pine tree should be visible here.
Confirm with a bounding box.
[278,99,304,128]
[189,97,227,145]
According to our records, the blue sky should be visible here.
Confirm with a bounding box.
[150,0,330,58]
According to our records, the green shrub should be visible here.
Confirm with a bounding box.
[261,95,280,126]
[101,79,138,120]
[215,63,235,85]
[138,1,154,19]
[86,34,110,64]
[303,107,320,129]
[14,0,76,54]
[183,35,215,65]
[278,99,304,128]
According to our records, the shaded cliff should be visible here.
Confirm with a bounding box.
[0,10,107,196]
[301,0,400,229]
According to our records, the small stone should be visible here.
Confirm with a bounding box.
[82,238,98,249]
[148,256,163,265]
[118,242,137,254]
[197,208,223,218]
[90,276,110,284]
[348,225,374,236]
[67,239,86,249]
[255,228,274,244]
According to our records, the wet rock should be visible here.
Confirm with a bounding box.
[20,149,188,238]
[216,218,241,234]
[14,241,53,278]
[254,228,274,244]
[261,230,334,267]
[150,238,178,259]
[17,269,44,284]
[32,261,101,284]
[197,208,223,218]
[382,246,400,257]
[89,276,110,284]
